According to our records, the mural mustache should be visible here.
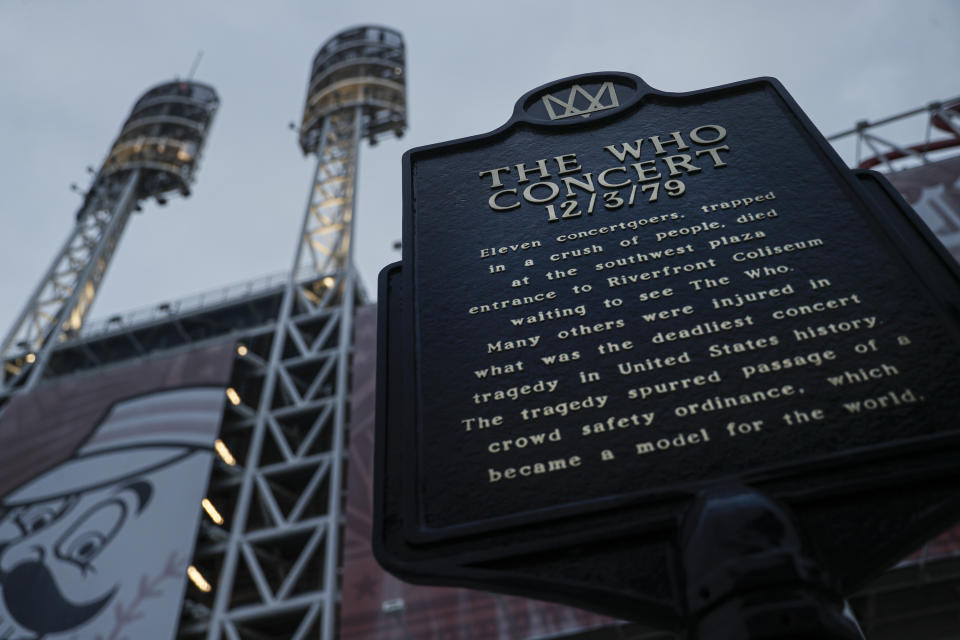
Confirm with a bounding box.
[0,555,116,637]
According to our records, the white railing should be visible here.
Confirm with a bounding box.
[78,270,293,339]
[77,265,361,342]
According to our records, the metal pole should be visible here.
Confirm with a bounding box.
[320,104,363,640]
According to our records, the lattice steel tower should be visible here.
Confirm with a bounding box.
[0,80,219,398]
[182,26,406,640]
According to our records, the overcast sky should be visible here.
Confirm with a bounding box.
[0,0,958,336]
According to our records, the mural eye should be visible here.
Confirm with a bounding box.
[24,510,55,532]
[55,500,126,569]
[64,532,107,564]
[14,500,71,536]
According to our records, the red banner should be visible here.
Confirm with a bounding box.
[886,155,960,262]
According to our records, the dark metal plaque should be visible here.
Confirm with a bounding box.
[374,72,960,627]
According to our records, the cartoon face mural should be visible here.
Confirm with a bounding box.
[0,387,227,640]
[0,481,152,636]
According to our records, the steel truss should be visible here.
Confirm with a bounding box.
[299,109,362,276]
[179,271,359,639]
[181,26,406,639]
[180,110,389,640]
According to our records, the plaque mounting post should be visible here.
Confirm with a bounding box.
[680,486,863,640]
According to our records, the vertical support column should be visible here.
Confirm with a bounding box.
[320,105,362,640]
[204,107,362,640]
[195,26,403,638]
[296,108,360,277]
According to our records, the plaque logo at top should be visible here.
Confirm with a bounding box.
[520,73,640,125]
[542,82,620,120]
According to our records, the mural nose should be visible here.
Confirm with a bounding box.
[0,542,45,578]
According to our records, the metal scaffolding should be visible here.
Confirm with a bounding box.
[0,80,219,399]
[827,97,960,172]
[179,25,407,640]
[828,96,960,259]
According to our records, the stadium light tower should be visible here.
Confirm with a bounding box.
[0,80,219,397]
[201,26,406,640]
[296,24,407,275]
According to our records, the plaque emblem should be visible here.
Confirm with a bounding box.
[541,82,620,120]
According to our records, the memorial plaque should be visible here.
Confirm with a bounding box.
[374,73,960,627]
